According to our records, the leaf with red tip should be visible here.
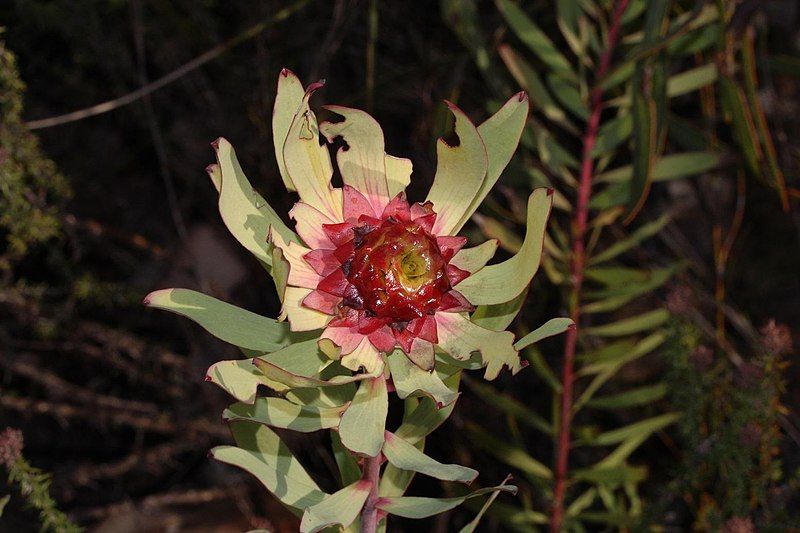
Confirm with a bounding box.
[213,138,299,267]
[406,315,439,344]
[282,82,343,221]
[273,69,306,192]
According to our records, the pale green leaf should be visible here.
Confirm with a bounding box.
[331,431,361,486]
[462,91,530,229]
[252,358,368,390]
[212,421,325,514]
[426,103,488,236]
[320,106,391,215]
[584,309,669,337]
[144,288,291,352]
[458,475,515,532]
[299,480,371,533]
[471,290,527,331]
[514,317,574,350]
[436,312,521,380]
[394,373,461,445]
[449,239,499,274]
[282,83,343,221]
[273,69,306,192]
[386,350,458,407]
[339,375,388,456]
[383,431,477,484]
[214,137,299,266]
[376,485,517,519]
[456,188,552,305]
[225,398,346,432]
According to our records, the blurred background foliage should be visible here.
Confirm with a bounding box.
[0,0,798,531]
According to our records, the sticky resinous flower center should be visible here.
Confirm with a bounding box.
[346,218,451,322]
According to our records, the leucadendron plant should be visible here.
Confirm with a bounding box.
[145,69,571,532]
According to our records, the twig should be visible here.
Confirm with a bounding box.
[24,0,311,130]
[551,1,629,531]
[131,0,189,245]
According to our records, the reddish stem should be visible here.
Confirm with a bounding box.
[550,1,629,531]
[360,453,383,533]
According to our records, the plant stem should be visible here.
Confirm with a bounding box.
[550,1,629,531]
[360,453,383,533]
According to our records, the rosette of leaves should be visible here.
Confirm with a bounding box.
[145,69,571,531]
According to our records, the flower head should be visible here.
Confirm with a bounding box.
[255,71,553,378]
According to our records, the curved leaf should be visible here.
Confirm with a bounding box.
[426,102,489,236]
[455,188,552,305]
[144,288,291,352]
[383,431,477,484]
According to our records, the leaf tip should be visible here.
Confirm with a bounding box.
[517,90,528,102]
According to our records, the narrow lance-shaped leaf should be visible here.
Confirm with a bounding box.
[211,421,325,514]
[514,317,575,350]
[144,288,291,352]
[273,68,306,192]
[458,91,529,232]
[584,309,669,337]
[376,485,518,519]
[214,137,299,267]
[426,102,489,236]
[466,423,552,480]
[496,0,576,81]
[205,337,330,402]
[383,431,478,484]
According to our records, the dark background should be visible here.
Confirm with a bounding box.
[1,1,799,531]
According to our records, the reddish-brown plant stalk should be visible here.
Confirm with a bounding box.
[360,452,383,533]
[550,1,629,530]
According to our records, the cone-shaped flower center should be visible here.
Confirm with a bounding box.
[346,218,451,322]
